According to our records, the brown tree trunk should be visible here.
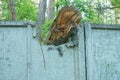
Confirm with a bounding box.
[9,0,16,20]
[45,6,81,45]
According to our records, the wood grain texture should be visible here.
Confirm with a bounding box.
[45,6,81,45]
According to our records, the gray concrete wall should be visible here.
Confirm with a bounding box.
[0,21,120,80]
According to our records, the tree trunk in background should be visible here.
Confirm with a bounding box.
[9,0,16,20]
[47,0,55,21]
[37,0,47,26]
[37,0,47,40]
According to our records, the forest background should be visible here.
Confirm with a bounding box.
[0,0,120,38]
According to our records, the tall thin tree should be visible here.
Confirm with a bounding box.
[37,0,47,26]
[9,0,16,20]
[47,0,55,21]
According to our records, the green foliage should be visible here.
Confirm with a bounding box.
[39,0,104,39]
[40,19,54,40]
[0,0,11,20]
[54,0,103,23]
[55,0,70,10]
[0,0,37,21]
[0,0,106,23]
[15,0,38,21]
[111,0,120,7]
[1,0,117,39]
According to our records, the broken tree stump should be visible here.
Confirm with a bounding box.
[45,6,81,46]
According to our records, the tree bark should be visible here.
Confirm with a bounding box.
[36,0,47,41]
[45,6,81,45]
[9,0,16,20]
[37,0,47,26]
[47,0,55,21]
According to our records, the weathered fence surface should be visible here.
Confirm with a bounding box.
[83,23,120,80]
[0,21,120,80]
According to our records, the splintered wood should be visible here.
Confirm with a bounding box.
[45,6,81,45]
